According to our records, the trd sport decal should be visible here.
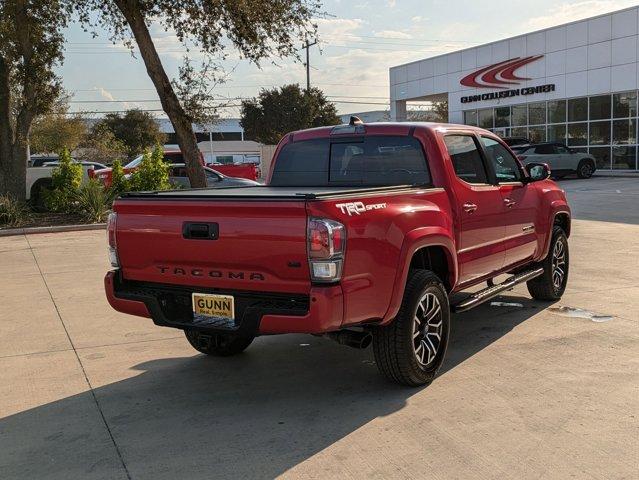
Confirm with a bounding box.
[460,55,543,89]
[336,201,387,216]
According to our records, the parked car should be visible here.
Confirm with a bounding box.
[206,162,259,181]
[512,142,596,178]
[166,164,259,189]
[26,164,95,206]
[502,136,531,147]
[105,119,571,387]
[94,149,259,187]
[93,149,205,188]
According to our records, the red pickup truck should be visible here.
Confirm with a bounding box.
[105,119,571,386]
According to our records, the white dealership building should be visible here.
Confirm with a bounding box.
[390,6,639,171]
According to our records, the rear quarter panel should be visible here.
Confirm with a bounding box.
[308,188,455,326]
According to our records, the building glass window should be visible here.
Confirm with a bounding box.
[612,146,636,170]
[612,119,637,145]
[568,97,588,122]
[528,102,546,125]
[464,110,478,126]
[590,146,611,169]
[494,107,510,127]
[510,127,527,138]
[613,91,637,118]
[528,126,546,143]
[548,124,567,143]
[459,89,639,171]
[511,105,527,126]
[548,100,566,123]
[478,108,493,129]
[589,121,611,145]
[589,95,612,120]
[567,122,588,146]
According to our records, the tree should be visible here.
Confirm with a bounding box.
[241,84,340,144]
[432,100,448,123]
[30,98,86,154]
[70,0,321,188]
[0,0,69,200]
[94,109,165,160]
[76,122,127,166]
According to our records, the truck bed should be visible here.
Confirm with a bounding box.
[119,184,426,200]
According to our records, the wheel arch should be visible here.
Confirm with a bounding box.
[382,227,457,324]
[29,177,52,201]
[554,211,571,237]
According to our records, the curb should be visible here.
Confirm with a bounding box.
[0,223,106,237]
[593,172,639,178]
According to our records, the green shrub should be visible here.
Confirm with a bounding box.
[109,158,129,195]
[0,195,31,227]
[52,148,82,190]
[44,148,83,213]
[77,179,114,223]
[128,145,170,192]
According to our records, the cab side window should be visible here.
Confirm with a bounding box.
[443,135,488,184]
[481,137,522,182]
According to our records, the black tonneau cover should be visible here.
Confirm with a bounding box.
[119,184,426,200]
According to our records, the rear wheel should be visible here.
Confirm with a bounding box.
[372,270,450,387]
[184,329,254,356]
[577,159,594,179]
[527,226,569,300]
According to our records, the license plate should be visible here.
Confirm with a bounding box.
[192,293,235,321]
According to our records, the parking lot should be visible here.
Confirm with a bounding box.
[1,176,637,480]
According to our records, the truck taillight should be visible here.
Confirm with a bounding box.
[308,218,345,283]
[107,212,120,268]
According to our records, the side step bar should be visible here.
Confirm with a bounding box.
[452,267,544,313]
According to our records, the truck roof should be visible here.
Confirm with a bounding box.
[287,121,489,142]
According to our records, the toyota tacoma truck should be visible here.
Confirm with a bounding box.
[105,119,571,386]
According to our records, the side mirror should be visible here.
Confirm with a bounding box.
[525,162,551,182]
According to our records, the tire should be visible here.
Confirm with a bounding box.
[184,329,254,356]
[577,159,595,179]
[527,226,569,301]
[30,180,51,211]
[372,270,450,387]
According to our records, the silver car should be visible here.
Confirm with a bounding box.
[168,164,260,189]
[513,142,597,179]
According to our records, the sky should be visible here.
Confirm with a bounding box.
[58,0,639,118]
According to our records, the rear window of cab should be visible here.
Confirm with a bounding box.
[270,136,430,187]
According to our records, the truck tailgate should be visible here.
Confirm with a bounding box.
[114,199,311,294]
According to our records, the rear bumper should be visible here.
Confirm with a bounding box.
[104,270,343,335]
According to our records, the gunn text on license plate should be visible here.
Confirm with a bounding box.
[192,293,235,320]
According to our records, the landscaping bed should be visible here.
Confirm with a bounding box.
[0,212,93,230]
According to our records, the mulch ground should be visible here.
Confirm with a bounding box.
[0,212,90,230]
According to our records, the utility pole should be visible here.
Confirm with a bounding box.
[303,39,318,92]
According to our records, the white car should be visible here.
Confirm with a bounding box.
[26,163,97,205]
[513,142,597,179]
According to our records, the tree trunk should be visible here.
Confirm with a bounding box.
[113,0,207,188]
[0,55,27,201]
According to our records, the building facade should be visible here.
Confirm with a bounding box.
[389,6,639,171]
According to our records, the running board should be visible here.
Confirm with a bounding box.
[452,267,544,313]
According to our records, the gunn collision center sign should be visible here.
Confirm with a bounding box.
[460,55,555,104]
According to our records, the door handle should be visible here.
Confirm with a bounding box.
[182,222,219,240]
[462,202,477,213]
[504,198,516,208]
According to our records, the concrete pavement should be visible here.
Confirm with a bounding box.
[0,178,637,479]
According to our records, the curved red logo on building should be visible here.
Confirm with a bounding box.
[460,55,544,89]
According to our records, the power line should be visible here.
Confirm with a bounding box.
[67,99,395,114]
